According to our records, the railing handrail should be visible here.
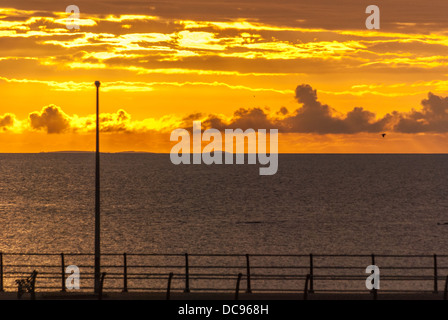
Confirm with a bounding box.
[2,252,448,257]
[1,252,447,294]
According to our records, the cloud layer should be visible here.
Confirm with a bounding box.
[394,93,448,133]
[196,84,448,134]
[2,84,448,135]
[3,3,448,82]
[29,105,71,133]
[284,85,390,133]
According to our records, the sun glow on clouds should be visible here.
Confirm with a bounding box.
[2,3,448,152]
[0,76,292,94]
[4,84,448,136]
[3,6,448,80]
[3,105,181,134]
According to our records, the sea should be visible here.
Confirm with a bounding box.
[0,153,446,255]
[0,153,447,292]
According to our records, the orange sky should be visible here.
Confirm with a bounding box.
[1,1,448,153]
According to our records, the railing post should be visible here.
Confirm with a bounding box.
[369,254,376,295]
[184,253,190,293]
[122,253,128,293]
[167,272,174,300]
[98,272,106,300]
[444,275,448,300]
[61,253,66,292]
[235,273,242,300]
[304,274,310,300]
[245,254,252,293]
[433,254,438,294]
[372,288,378,300]
[0,252,3,292]
[309,254,314,293]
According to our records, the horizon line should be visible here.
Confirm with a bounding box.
[0,151,447,155]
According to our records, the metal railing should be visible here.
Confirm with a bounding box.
[1,252,448,296]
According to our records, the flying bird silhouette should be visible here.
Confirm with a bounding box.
[381,133,386,138]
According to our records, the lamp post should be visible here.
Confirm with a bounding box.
[94,80,101,294]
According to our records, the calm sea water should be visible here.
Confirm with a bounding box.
[0,153,447,255]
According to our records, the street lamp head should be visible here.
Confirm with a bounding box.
[95,81,101,88]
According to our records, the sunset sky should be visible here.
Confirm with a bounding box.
[1,0,448,153]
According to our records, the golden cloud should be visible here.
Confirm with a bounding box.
[3,85,447,136]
